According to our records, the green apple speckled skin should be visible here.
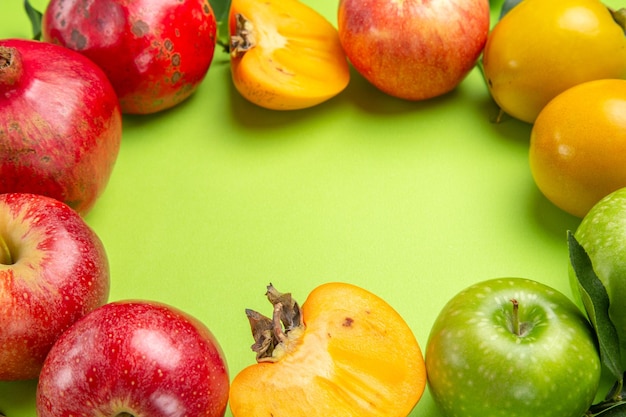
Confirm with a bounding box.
[426,278,601,417]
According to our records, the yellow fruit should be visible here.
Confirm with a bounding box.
[228,0,350,110]
[529,79,626,218]
[483,0,626,124]
[229,283,427,417]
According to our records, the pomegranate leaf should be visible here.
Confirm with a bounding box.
[568,231,623,383]
[23,0,43,40]
[209,0,231,24]
[209,0,232,51]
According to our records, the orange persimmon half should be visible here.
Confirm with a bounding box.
[228,0,350,110]
[229,283,427,416]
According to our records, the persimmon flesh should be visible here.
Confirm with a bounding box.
[229,283,426,416]
[228,0,350,110]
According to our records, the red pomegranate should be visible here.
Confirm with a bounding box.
[0,39,122,216]
[42,0,218,114]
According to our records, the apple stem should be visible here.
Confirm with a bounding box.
[510,298,521,336]
[0,234,13,265]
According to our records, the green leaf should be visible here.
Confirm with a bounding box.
[594,403,626,416]
[568,231,624,383]
[499,0,523,19]
[585,373,626,415]
[209,0,232,50]
[589,397,626,416]
[209,0,231,23]
[24,0,43,40]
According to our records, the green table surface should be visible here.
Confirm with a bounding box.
[0,0,614,415]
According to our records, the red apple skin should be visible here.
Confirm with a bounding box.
[42,0,217,115]
[0,193,110,381]
[338,0,490,100]
[37,300,230,417]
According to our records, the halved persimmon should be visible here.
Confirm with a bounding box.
[228,0,350,110]
[229,283,427,416]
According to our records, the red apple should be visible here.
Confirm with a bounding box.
[337,0,490,100]
[0,193,109,381]
[41,0,218,114]
[37,300,230,417]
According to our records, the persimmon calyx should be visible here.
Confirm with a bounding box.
[245,284,305,363]
[230,13,256,58]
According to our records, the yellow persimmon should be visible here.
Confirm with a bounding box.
[229,283,427,416]
[228,0,350,110]
[530,79,626,218]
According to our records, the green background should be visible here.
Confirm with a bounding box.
[0,0,608,415]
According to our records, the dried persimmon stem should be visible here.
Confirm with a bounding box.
[272,302,288,343]
[230,13,256,57]
[244,284,306,362]
[246,308,276,360]
[266,284,303,332]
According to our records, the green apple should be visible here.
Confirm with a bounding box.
[570,187,626,363]
[425,277,601,417]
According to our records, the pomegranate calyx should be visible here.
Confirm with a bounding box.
[245,284,304,362]
[230,13,256,58]
[0,49,10,68]
[0,46,22,88]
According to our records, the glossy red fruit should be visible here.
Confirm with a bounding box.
[37,300,230,417]
[337,0,489,100]
[42,0,218,114]
[0,193,110,381]
[0,39,122,215]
